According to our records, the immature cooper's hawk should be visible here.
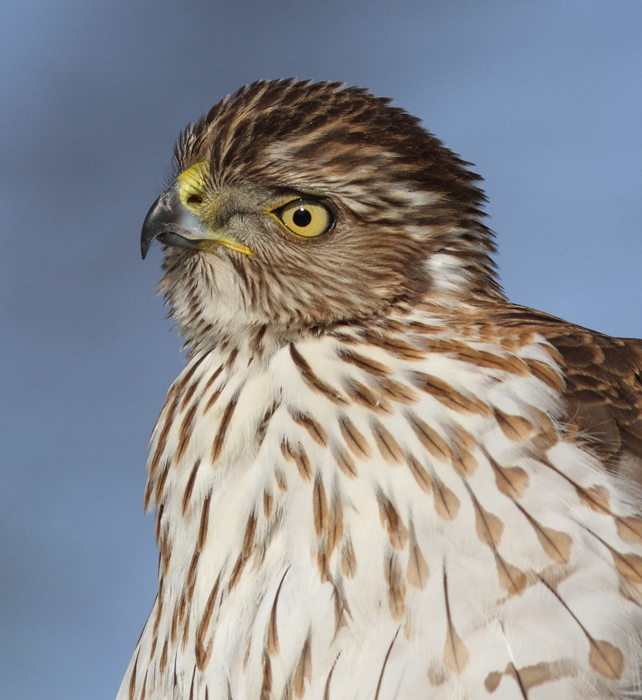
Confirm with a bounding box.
[117,80,642,700]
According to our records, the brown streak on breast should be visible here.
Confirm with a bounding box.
[323,654,340,700]
[228,552,249,592]
[293,635,312,698]
[450,426,478,477]
[344,378,391,414]
[188,668,196,700]
[407,521,429,588]
[211,392,240,462]
[411,371,492,417]
[515,503,573,564]
[186,548,200,603]
[377,494,409,549]
[405,412,453,462]
[182,458,202,515]
[331,579,351,638]
[198,493,211,550]
[422,339,530,376]
[465,350,529,377]
[376,376,419,405]
[200,363,223,398]
[268,569,289,657]
[149,634,158,666]
[362,330,426,360]
[174,353,208,400]
[542,459,614,518]
[288,408,329,446]
[612,549,642,586]
[341,539,357,577]
[250,324,268,358]
[443,567,469,673]
[488,659,577,695]
[224,347,239,369]
[287,442,312,481]
[195,574,222,671]
[260,650,272,700]
[256,401,280,449]
[495,553,528,596]
[385,552,406,619]
[485,453,529,499]
[274,466,288,491]
[317,545,329,580]
[313,475,329,537]
[170,598,180,646]
[203,387,224,414]
[242,512,257,557]
[159,525,171,570]
[327,492,344,556]
[128,650,139,700]
[330,442,358,477]
[405,452,434,493]
[494,408,535,443]
[470,490,504,548]
[152,587,164,639]
[336,347,391,377]
[181,616,190,652]
[147,393,180,501]
[576,485,610,513]
[154,461,171,508]
[179,378,200,412]
[371,419,404,465]
[290,344,346,404]
[433,479,460,521]
[588,639,624,681]
[338,414,372,458]
[159,639,168,674]
[616,516,642,545]
[176,403,199,463]
[139,671,148,700]
[263,489,273,518]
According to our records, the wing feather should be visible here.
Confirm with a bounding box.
[490,304,642,486]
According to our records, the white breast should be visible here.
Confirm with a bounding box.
[117,314,642,700]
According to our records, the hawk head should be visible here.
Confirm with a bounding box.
[142,79,500,350]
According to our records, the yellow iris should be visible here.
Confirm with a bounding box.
[271,198,334,238]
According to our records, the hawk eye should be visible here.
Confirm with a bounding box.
[272,198,334,238]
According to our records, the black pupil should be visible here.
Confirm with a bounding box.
[292,207,312,227]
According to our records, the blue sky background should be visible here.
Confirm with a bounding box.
[1,1,641,698]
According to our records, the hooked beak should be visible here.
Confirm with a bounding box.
[140,179,254,260]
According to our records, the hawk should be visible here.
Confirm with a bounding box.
[117,80,642,700]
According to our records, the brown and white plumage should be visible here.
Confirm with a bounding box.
[118,80,642,700]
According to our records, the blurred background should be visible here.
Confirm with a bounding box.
[1,1,640,698]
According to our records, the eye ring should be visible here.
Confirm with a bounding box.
[270,198,334,239]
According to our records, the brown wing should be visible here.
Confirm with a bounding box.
[489,304,642,487]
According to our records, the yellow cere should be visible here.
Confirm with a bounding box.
[177,162,209,213]
[270,198,333,239]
